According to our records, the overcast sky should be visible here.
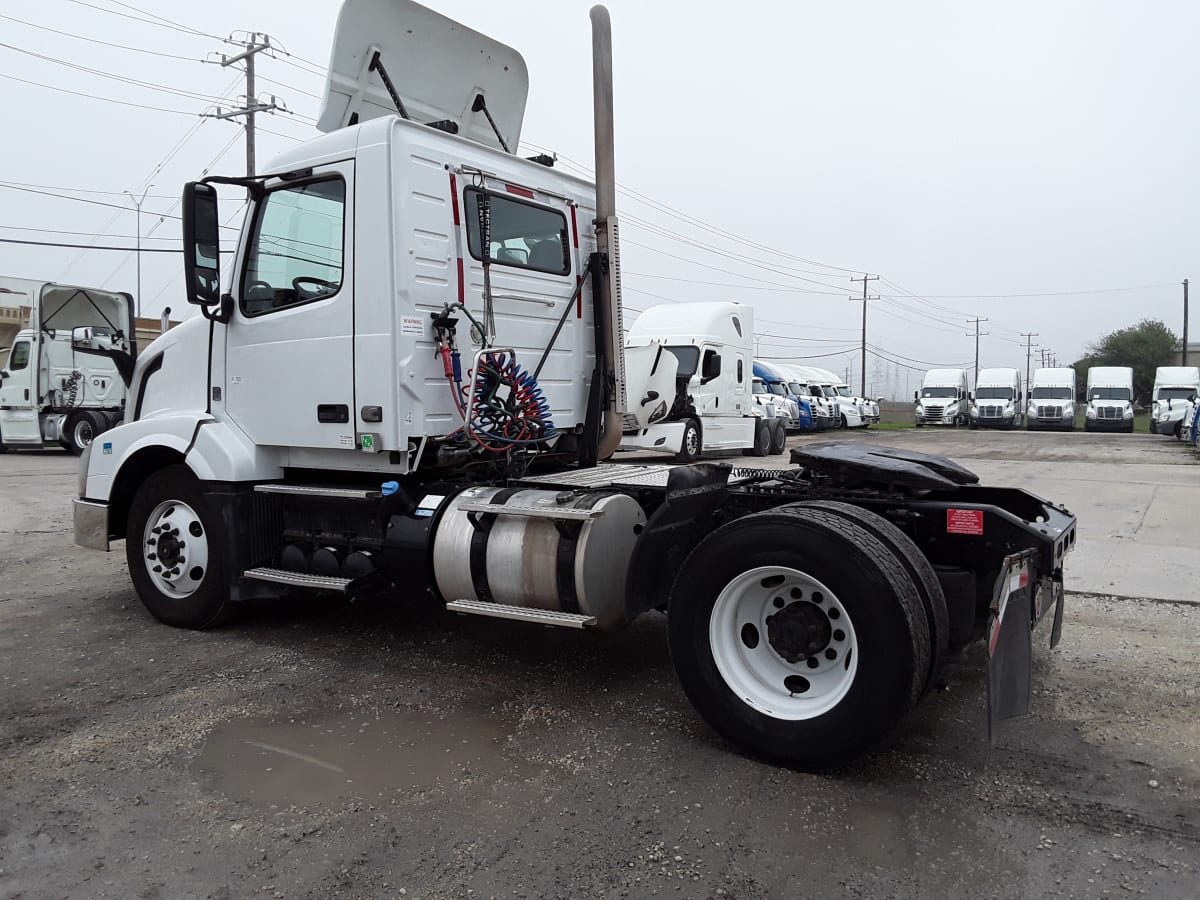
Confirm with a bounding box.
[1,0,1195,395]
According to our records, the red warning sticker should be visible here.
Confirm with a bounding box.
[946,508,984,535]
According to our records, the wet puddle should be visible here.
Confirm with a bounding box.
[195,706,529,807]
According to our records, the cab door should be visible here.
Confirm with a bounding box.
[0,337,42,443]
[225,163,356,450]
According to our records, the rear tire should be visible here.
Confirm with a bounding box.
[63,410,102,456]
[126,465,233,629]
[667,505,931,770]
[676,418,701,463]
[768,419,786,455]
[748,418,771,457]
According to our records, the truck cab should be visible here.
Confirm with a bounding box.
[1026,367,1076,431]
[970,367,1023,429]
[0,284,134,455]
[751,361,804,431]
[806,366,879,429]
[1149,366,1200,436]
[1084,366,1135,433]
[780,365,837,430]
[915,368,968,426]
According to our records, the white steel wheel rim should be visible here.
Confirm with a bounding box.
[142,499,210,600]
[74,419,94,447]
[709,565,859,721]
[684,425,699,456]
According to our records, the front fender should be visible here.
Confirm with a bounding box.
[83,413,210,502]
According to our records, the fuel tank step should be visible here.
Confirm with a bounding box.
[445,599,596,628]
[242,566,354,592]
[455,499,605,521]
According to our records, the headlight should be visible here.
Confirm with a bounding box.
[1086,407,1097,418]
[1159,413,1171,422]
[1123,406,1134,418]
[1003,407,1014,417]
[1027,405,1037,415]
[647,399,669,425]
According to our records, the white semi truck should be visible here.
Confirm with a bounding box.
[619,302,787,461]
[1026,367,1077,431]
[1149,366,1200,436]
[805,366,880,428]
[71,0,1076,770]
[778,365,838,430]
[1084,366,1135,433]
[914,368,969,426]
[969,367,1023,430]
[0,280,135,454]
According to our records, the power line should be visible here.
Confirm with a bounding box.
[0,237,183,253]
[0,183,238,228]
[0,180,176,199]
[0,13,206,61]
[61,0,221,40]
[0,71,199,116]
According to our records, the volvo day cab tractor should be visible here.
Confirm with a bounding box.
[1026,367,1076,431]
[621,302,787,460]
[1149,366,1200,436]
[0,281,135,455]
[970,368,1023,430]
[1084,366,1135,433]
[915,368,969,426]
[72,0,1078,771]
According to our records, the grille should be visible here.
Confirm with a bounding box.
[1037,405,1063,420]
[1099,406,1122,420]
[923,404,944,419]
[979,404,1003,418]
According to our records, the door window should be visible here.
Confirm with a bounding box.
[464,188,570,275]
[8,340,30,371]
[241,178,346,316]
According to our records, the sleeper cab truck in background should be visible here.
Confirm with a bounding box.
[621,302,787,461]
[807,366,879,428]
[1026,367,1077,431]
[752,361,804,432]
[781,366,838,431]
[914,368,969,427]
[1084,366,1135,433]
[1149,366,1200,436]
[969,368,1023,430]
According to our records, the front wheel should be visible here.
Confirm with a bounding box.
[63,410,103,456]
[667,506,931,770]
[676,418,701,463]
[747,418,771,457]
[126,465,233,629]
[768,419,786,455]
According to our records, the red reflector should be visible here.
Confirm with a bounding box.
[449,173,461,226]
[946,509,984,535]
[456,257,465,303]
[504,184,534,199]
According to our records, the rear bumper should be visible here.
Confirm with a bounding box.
[73,498,110,551]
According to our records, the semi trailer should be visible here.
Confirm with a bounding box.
[72,0,1076,770]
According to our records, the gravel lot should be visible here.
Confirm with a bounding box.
[2,429,1198,899]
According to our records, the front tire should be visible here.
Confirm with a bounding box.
[63,410,102,456]
[768,419,786,455]
[748,418,771,457]
[126,465,232,629]
[667,506,931,770]
[677,418,701,463]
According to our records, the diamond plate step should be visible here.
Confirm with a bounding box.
[254,484,382,499]
[242,567,354,592]
[445,599,596,628]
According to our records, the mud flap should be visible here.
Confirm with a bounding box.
[987,550,1035,743]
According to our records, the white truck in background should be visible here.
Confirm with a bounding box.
[779,365,838,430]
[969,367,1023,429]
[1149,366,1200,436]
[914,368,969,426]
[1026,367,1076,431]
[1084,366,1135,433]
[621,302,787,460]
[806,366,879,428]
[0,280,135,454]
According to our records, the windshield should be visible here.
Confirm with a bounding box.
[836,386,852,397]
[975,387,1014,400]
[752,380,767,394]
[820,386,837,398]
[664,346,700,378]
[921,387,958,399]
[1031,387,1073,400]
[767,382,788,396]
[1156,387,1196,402]
[788,382,805,395]
[1090,387,1131,401]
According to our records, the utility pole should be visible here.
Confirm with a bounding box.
[850,274,879,397]
[122,184,153,320]
[1183,279,1190,366]
[1021,331,1038,399]
[965,317,989,389]
[208,33,284,176]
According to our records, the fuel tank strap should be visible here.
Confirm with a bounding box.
[469,487,521,602]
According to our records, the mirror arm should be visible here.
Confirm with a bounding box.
[72,345,136,388]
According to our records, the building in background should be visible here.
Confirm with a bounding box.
[1170,342,1200,366]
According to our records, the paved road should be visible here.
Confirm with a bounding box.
[1,432,1198,899]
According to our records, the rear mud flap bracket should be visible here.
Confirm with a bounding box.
[987,550,1035,744]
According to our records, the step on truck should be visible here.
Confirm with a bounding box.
[1149,366,1200,436]
[0,280,136,455]
[620,302,788,461]
[72,0,1077,770]
[1026,367,1077,431]
[915,368,969,426]
[970,367,1024,430]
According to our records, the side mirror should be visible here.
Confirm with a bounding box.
[913,390,919,402]
[968,391,975,402]
[183,181,221,307]
[71,326,116,353]
[0,368,9,382]
[700,350,721,383]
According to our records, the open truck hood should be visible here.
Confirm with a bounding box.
[316,0,529,154]
[35,284,134,347]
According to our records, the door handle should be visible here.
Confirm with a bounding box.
[317,404,350,424]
